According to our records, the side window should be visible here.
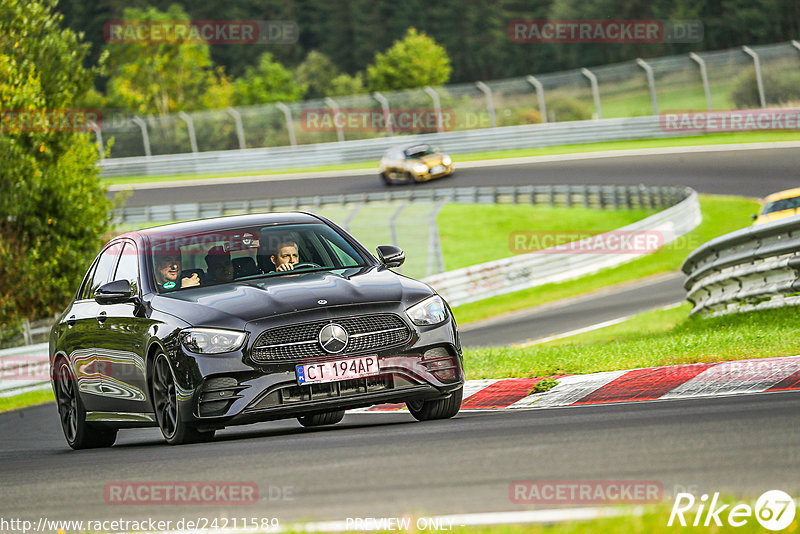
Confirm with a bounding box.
[114,242,140,295]
[78,261,99,301]
[89,243,123,297]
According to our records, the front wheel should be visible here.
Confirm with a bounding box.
[297,409,345,427]
[54,359,117,449]
[406,387,463,421]
[151,352,215,445]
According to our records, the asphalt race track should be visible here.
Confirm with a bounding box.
[116,146,800,207]
[2,145,796,527]
[1,392,799,524]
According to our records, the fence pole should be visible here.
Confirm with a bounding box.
[581,68,602,119]
[89,121,104,159]
[178,112,199,153]
[343,205,362,233]
[423,86,445,133]
[742,46,766,109]
[226,107,247,149]
[525,75,547,123]
[22,318,32,345]
[372,92,394,136]
[689,52,713,111]
[276,103,297,146]
[324,97,345,142]
[636,58,659,116]
[475,81,497,128]
[131,117,151,157]
[427,199,448,277]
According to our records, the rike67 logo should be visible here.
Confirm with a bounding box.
[669,490,796,531]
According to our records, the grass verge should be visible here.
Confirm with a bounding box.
[0,388,54,413]
[101,131,798,185]
[463,303,800,379]
[450,195,759,325]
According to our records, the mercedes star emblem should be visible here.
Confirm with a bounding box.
[319,323,348,353]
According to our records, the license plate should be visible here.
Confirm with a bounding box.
[430,165,445,174]
[296,355,380,385]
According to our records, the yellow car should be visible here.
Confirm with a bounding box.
[379,143,454,185]
[753,187,800,225]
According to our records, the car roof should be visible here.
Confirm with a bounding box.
[115,212,324,242]
[763,187,800,203]
[384,142,432,155]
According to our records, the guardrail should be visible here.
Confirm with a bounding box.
[0,343,50,397]
[100,115,688,177]
[425,187,700,307]
[682,216,800,316]
[115,183,686,224]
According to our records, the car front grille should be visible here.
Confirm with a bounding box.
[250,313,411,363]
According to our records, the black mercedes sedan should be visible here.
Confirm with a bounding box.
[49,212,464,448]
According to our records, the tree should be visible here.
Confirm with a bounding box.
[0,0,115,328]
[295,51,341,99]
[103,5,232,114]
[366,28,452,91]
[327,73,366,96]
[232,52,307,106]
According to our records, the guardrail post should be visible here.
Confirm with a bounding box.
[89,121,104,159]
[22,318,32,345]
[226,107,247,149]
[566,185,573,208]
[131,117,152,158]
[636,58,659,116]
[548,185,555,207]
[583,185,590,208]
[372,92,394,136]
[581,68,602,119]
[324,97,345,142]
[612,186,619,210]
[525,75,547,123]
[423,86,445,134]
[427,200,447,277]
[689,52,713,111]
[742,46,766,109]
[475,81,497,128]
[178,112,199,153]
[276,103,297,146]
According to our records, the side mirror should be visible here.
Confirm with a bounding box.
[376,245,405,268]
[751,214,758,221]
[95,280,134,305]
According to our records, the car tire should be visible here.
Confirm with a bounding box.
[406,386,463,421]
[380,172,393,186]
[297,409,346,427]
[151,352,215,445]
[53,359,118,450]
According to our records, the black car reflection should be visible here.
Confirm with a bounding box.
[49,212,464,448]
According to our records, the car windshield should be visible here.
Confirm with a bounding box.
[762,196,800,215]
[404,144,434,158]
[150,222,367,292]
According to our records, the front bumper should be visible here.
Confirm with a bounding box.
[169,318,463,428]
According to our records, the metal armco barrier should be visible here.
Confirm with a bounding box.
[99,115,684,177]
[423,187,700,307]
[682,216,800,316]
[0,343,50,397]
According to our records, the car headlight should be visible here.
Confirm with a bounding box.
[442,155,452,165]
[412,162,428,174]
[180,328,247,354]
[406,295,448,326]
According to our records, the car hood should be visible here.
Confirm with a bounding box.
[150,266,435,329]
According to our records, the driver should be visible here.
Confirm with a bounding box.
[205,245,234,283]
[153,250,200,290]
[271,240,300,272]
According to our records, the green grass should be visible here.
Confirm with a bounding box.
[438,205,657,271]
[0,388,53,413]
[450,195,759,325]
[101,131,798,185]
[463,304,800,380]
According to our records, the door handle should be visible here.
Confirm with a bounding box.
[67,315,77,327]
[97,311,108,324]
